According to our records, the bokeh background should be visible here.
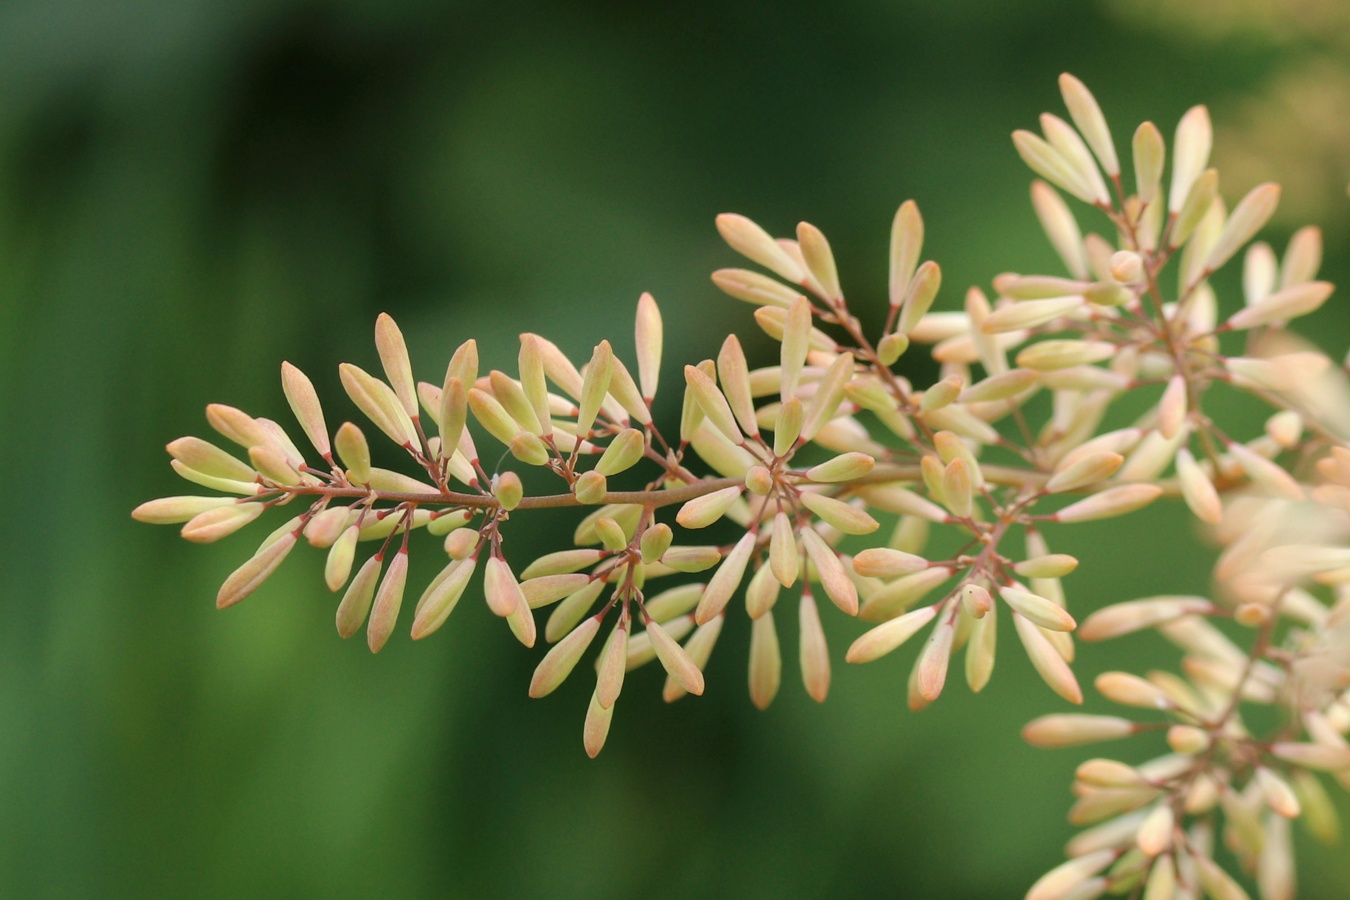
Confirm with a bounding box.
[3,0,1349,896]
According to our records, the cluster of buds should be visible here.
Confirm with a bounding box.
[136,74,1348,895]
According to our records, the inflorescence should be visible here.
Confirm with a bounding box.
[135,74,1350,899]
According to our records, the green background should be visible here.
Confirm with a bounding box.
[3,0,1349,896]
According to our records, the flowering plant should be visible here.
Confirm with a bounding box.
[135,75,1349,899]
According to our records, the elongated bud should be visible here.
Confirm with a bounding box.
[484,556,522,617]
[799,527,859,615]
[774,396,804,456]
[508,432,550,466]
[798,591,830,702]
[1014,612,1082,703]
[717,334,759,436]
[889,200,924,307]
[594,517,628,552]
[582,688,613,758]
[1014,555,1078,579]
[1022,713,1134,748]
[769,513,799,587]
[1013,130,1099,204]
[596,619,629,709]
[1060,74,1118,175]
[336,555,382,637]
[999,585,1076,632]
[133,495,238,525]
[876,332,909,366]
[801,352,853,442]
[1079,596,1213,641]
[779,296,812,402]
[339,363,417,447]
[217,531,297,608]
[745,563,780,619]
[1175,448,1222,524]
[695,531,755,624]
[1156,375,1187,440]
[1046,451,1123,493]
[897,261,942,336]
[1135,803,1174,856]
[1227,441,1302,500]
[435,378,468,465]
[846,605,937,664]
[914,609,956,702]
[603,355,649,426]
[334,422,371,484]
[517,334,552,440]
[530,616,602,698]
[1225,281,1334,330]
[796,220,841,303]
[374,313,417,417]
[715,213,807,283]
[324,525,360,591]
[1133,120,1164,204]
[1256,767,1300,819]
[545,580,605,643]
[595,428,644,477]
[1205,183,1280,274]
[684,364,741,444]
[1170,168,1219,250]
[676,485,744,529]
[743,611,781,709]
[645,616,704,696]
[1094,671,1172,709]
[181,502,264,543]
[280,362,330,458]
[1169,104,1212,215]
[634,292,663,401]
[367,549,409,652]
[982,296,1081,334]
[444,528,477,560]
[852,547,927,578]
[410,558,476,639]
[660,545,722,573]
[1017,339,1115,370]
[1030,181,1089,280]
[467,388,518,446]
[576,341,613,439]
[712,267,805,308]
[937,458,971,518]
[1040,112,1109,205]
[1054,484,1162,523]
[800,493,878,535]
[1026,850,1116,900]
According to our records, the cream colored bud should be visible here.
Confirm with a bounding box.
[1026,849,1115,900]
[568,471,605,506]
[1013,130,1100,204]
[336,555,381,638]
[711,267,804,308]
[1022,713,1134,748]
[544,580,605,643]
[915,611,957,702]
[1014,554,1079,579]
[896,260,942,336]
[1014,613,1083,704]
[1166,725,1208,755]
[493,472,522,511]
[1170,168,1218,249]
[796,221,841,302]
[634,291,663,401]
[1226,281,1333,330]
[799,492,879,536]
[529,616,601,698]
[636,524,673,565]
[1255,767,1300,819]
[582,688,613,758]
[444,527,477,560]
[940,458,973,519]
[181,502,264,543]
[715,213,807,283]
[961,583,993,618]
[280,362,330,458]
[774,396,804,457]
[745,561,781,619]
[859,567,952,622]
[801,352,854,442]
[1110,250,1144,284]
[410,558,475,639]
[508,432,550,467]
[999,585,1076,632]
[366,549,409,653]
[1132,120,1164,204]
[676,486,744,529]
[1079,596,1212,641]
[1175,448,1222,525]
[853,547,928,578]
[747,611,781,709]
[745,466,773,495]
[489,370,543,436]
[592,517,627,553]
[960,369,1038,404]
[1059,74,1118,175]
[694,532,755,624]
[594,619,629,710]
[324,525,360,591]
[1227,441,1302,501]
[1046,451,1123,493]
[339,363,417,448]
[684,364,742,444]
[983,296,1081,334]
[133,495,238,525]
[889,199,924,307]
[1168,104,1212,213]
[766,513,799,587]
[1054,484,1162,523]
[646,617,704,696]
[575,341,614,439]
[1076,758,1145,788]
[845,606,938,669]
[919,375,963,411]
[1029,182,1089,280]
[877,332,909,366]
[519,573,591,610]
[204,403,271,450]
[1157,375,1187,441]
[1136,803,1174,856]
[334,422,372,485]
[483,556,523,617]
[217,531,297,608]
[800,527,858,615]
[1205,183,1280,274]
[716,335,759,436]
[798,591,831,702]
[659,545,721,573]
[593,428,643,477]
[1017,340,1115,370]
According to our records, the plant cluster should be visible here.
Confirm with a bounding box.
[135,75,1350,899]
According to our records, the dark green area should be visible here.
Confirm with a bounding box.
[2,1,1348,896]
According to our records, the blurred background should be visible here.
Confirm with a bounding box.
[2,0,1349,896]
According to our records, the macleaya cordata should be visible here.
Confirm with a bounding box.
[134,73,1350,898]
